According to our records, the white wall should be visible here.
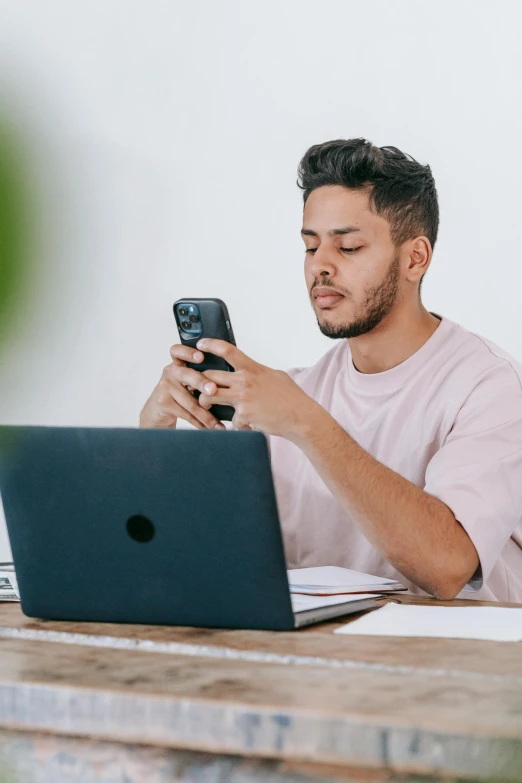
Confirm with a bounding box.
[0,0,521,557]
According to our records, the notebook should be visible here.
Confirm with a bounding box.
[288,566,406,595]
[0,563,19,602]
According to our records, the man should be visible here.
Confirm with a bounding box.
[141,138,522,602]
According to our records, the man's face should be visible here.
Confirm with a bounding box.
[302,186,401,339]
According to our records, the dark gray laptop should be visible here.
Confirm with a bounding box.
[0,426,376,630]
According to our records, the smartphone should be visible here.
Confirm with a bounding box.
[173,298,236,422]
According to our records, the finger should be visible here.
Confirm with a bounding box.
[199,388,235,409]
[196,339,253,371]
[178,411,206,430]
[164,364,217,396]
[180,410,226,431]
[170,344,205,364]
[177,367,217,396]
[232,413,252,431]
[156,397,206,430]
[162,383,222,429]
[198,394,211,411]
[178,388,223,429]
[203,369,236,387]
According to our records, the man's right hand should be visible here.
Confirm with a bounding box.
[139,344,225,430]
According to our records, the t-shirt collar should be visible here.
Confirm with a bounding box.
[346,315,454,392]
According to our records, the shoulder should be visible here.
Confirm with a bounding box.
[448,319,522,394]
[441,320,522,425]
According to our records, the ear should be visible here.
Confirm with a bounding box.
[404,236,432,285]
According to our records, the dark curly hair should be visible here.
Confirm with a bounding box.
[297,138,439,250]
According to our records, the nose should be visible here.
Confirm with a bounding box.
[307,247,337,279]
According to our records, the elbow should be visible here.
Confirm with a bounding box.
[430,582,462,601]
[428,564,478,601]
[426,539,481,601]
[402,571,465,601]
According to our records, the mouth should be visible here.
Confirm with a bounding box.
[313,289,345,309]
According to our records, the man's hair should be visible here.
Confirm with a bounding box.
[296,138,439,251]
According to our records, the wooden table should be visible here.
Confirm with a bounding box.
[0,595,521,783]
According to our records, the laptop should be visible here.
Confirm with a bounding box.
[0,426,377,630]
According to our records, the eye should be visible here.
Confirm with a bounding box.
[305,248,317,254]
[341,247,361,254]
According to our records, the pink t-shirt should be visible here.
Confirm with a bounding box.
[269,316,522,602]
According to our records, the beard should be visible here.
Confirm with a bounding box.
[315,253,400,340]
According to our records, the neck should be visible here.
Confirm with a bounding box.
[349,300,441,374]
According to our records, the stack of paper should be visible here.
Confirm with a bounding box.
[0,562,19,602]
[288,566,406,595]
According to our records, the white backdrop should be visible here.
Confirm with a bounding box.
[0,0,521,558]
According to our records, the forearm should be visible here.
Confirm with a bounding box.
[291,405,479,599]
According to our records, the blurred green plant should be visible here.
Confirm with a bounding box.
[0,116,33,352]
[0,749,15,783]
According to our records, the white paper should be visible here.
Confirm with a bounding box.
[291,592,376,613]
[288,566,396,587]
[335,603,522,642]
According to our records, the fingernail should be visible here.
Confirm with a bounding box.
[197,339,206,349]
[204,383,215,394]
[193,351,203,361]
[215,423,226,430]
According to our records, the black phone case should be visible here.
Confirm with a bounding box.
[173,298,236,421]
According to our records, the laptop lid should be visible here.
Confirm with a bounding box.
[0,426,296,631]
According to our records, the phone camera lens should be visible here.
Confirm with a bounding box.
[178,307,188,316]
[181,320,192,330]
[189,314,199,322]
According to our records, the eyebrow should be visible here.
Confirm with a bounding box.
[300,226,363,238]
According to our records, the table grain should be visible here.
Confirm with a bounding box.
[0,595,520,782]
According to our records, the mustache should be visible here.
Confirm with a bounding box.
[310,279,352,299]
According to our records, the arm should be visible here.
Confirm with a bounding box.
[195,339,522,601]
[290,406,479,600]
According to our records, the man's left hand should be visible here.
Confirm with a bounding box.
[196,338,319,439]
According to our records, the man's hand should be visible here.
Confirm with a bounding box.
[140,344,226,430]
[195,338,319,438]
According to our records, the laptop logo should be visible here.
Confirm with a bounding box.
[126,514,155,543]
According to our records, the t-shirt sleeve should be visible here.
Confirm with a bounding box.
[424,363,522,590]
[285,366,307,381]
